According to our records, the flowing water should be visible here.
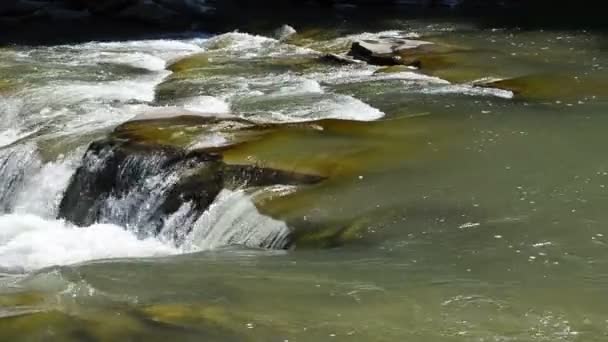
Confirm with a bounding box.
[1,19,608,341]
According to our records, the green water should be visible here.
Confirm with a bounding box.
[1,20,608,341]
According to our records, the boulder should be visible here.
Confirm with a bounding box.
[58,115,325,241]
[273,24,297,41]
[348,38,433,66]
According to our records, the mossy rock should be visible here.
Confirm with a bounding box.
[36,129,110,163]
[290,221,363,248]
[140,303,287,341]
[112,115,242,149]
[167,53,210,73]
[59,115,325,244]
[168,53,320,80]
[223,118,418,178]
[0,306,240,341]
[111,113,291,150]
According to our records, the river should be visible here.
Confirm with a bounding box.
[1,19,607,341]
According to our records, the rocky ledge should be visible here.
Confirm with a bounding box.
[58,113,325,246]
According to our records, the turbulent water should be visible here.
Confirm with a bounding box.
[1,20,608,341]
[0,35,302,272]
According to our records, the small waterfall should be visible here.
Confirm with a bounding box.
[0,144,41,213]
[181,188,292,251]
[58,140,223,238]
[0,141,298,272]
[0,144,80,217]
[56,138,316,251]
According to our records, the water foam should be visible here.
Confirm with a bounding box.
[240,93,385,122]
[181,95,231,113]
[202,31,314,58]
[0,187,292,272]
[13,153,81,218]
[0,214,178,273]
[0,129,27,148]
[33,73,170,105]
[322,95,385,121]
[0,97,28,148]
[275,78,324,95]
[69,39,205,62]
[424,84,515,99]
[0,144,81,217]
[91,51,167,72]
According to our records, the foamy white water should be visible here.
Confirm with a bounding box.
[275,78,324,95]
[237,92,385,122]
[0,214,178,272]
[0,186,292,272]
[13,153,81,218]
[202,31,313,58]
[181,95,232,113]
[424,84,515,99]
[1,37,211,148]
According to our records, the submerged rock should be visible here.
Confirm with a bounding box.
[475,74,608,102]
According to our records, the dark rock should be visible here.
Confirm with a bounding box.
[349,40,404,66]
[320,53,362,65]
[348,38,434,66]
[58,116,325,240]
[58,139,223,232]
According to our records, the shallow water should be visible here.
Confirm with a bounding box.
[1,20,608,341]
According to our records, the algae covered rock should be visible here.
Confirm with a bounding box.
[58,113,324,243]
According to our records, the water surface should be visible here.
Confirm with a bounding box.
[1,20,608,341]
